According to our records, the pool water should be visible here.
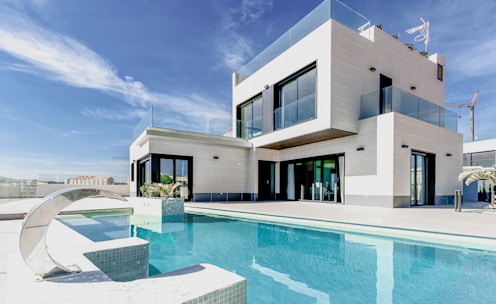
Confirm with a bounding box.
[61,214,496,303]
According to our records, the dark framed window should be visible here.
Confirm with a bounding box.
[237,95,263,139]
[437,63,443,81]
[275,64,317,129]
[137,154,192,200]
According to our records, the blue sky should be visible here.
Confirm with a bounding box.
[0,0,495,181]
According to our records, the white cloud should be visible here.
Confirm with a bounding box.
[449,39,496,78]
[216,0,274,71]
[219,35,254,71]
[81,107,147,121]
[0,12,155,107]
[0,7,232,130]
[240,0,274,23]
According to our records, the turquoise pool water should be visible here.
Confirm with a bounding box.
[60,214,496,303]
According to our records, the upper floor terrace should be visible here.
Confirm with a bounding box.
[234,0,370,85]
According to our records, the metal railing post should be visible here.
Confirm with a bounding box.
[454,190,462,212]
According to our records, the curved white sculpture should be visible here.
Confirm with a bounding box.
[19,188,127,279]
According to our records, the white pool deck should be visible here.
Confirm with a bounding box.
[1,198,496,304]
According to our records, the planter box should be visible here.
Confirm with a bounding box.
[130,197,185,234]
[130,197,184,217]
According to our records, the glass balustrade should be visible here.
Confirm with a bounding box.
[360,86,458,132]
[235,0,370,84]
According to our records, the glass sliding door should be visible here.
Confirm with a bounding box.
[411,152,434,206]
[287,164,295,200]
[322,159,336,201]
[313,160,322,200]
[283,155,343,202]
[412,154,426,206]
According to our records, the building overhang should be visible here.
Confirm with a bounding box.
[255,128,355,150]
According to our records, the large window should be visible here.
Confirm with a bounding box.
[138,155,192,200]
[159,157,190,199]
[275,65,316,129]
[238,95,263,139]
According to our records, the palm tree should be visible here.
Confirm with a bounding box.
[459,165,496,208]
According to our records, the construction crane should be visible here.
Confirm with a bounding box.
[446,90,479,142]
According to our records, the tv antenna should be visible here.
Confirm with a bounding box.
[405,18,430,53]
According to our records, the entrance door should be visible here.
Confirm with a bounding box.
[411,152,435,206]
[258,161,275,200]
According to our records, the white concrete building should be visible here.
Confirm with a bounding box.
[130,0,462,207]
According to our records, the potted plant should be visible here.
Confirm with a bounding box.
[140,182,182,198]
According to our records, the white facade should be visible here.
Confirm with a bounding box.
[130,0,462,207]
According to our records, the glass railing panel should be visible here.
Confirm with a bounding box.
[283,101,298,128]
[258,33,290,70]
[235,0,370,84]
[331,0,370,34]
[359,90,380,119]
[134,105,231,140]
[252,117,263,138]
[443,108,458,131]
[274,108,281,130]
[297,93,316,122]
[394,88,419,119]
[383,86,393,113]
[360,86,457,132]
[418,97,440,126]
[289,0,331,46]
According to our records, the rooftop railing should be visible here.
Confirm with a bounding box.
[133,105,232,140]
[235,0,370,84]
[360,86,458,132]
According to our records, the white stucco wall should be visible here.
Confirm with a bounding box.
[233,20,446,149]
[130,128,255,198]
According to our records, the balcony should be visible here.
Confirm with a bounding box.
[235,0,370,84]
[360,86,458,132]
[133,105,232,140]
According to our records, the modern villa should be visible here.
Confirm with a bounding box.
[130,0,462,208]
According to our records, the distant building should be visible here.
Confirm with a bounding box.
[0,180,37,198]
[66,176,115,186]
[463,139,496,168]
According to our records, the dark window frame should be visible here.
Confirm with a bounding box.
[237,94,263,139]
[274,63,317,130]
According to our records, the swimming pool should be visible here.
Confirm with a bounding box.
[60,213,496,303]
